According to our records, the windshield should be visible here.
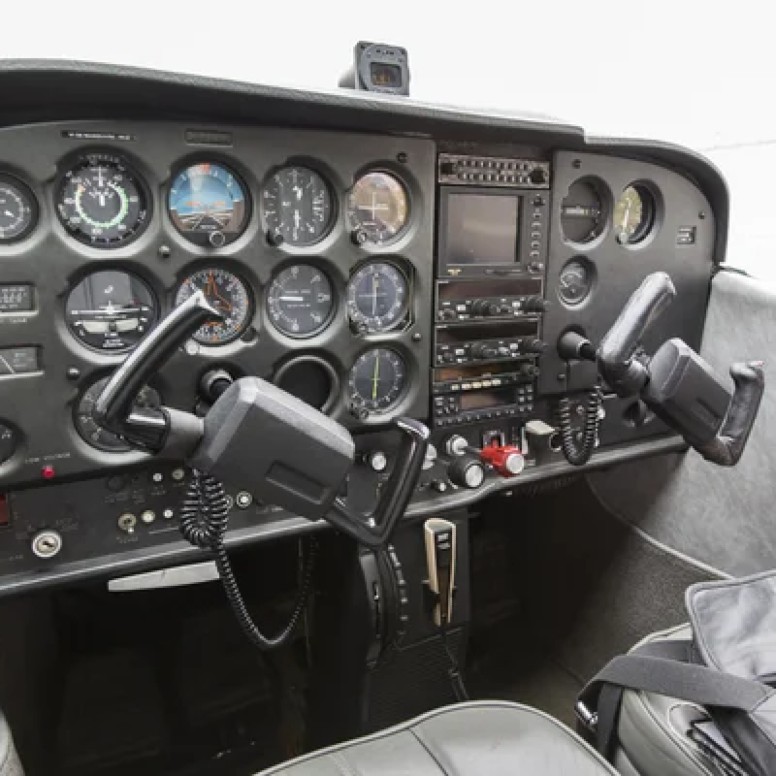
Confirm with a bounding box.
[3,0,771,278]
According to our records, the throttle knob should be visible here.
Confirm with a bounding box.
[480,444,525,477]
[448,455,486,489]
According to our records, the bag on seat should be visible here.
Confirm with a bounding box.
[577,570,776,776]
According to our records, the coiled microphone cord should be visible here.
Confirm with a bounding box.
[179,469,317,651]
[557,386,603,466]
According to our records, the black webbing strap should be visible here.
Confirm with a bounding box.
[578,639,770,759]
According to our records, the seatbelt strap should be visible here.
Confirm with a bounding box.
[578,640,770,759]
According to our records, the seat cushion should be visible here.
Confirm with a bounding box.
[0,711,22,776]
[614,624,729,776]
[260,701,616,775]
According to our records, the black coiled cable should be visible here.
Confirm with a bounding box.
[179,469,317,651]
[557,386,603,466]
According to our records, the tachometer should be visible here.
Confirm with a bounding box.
[347,172,409,245]
[560,178,606,245]
[175,268,252,345]
[346,261,409,333]
[261,166,333,247]
[614,184,655,245]
[57,153,149,247]
[168,162,249,247]
[66,270,158,352]
[75,377,161,452]
[0,176,37,243]
[348,348,407,413]
[267,264,334,338]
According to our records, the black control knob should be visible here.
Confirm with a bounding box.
[471,299,500,317]
[523,295,549,313]
[530,167,548,185]
[200,369,234,402]
[525,338,548,355]
[470,343,497,360]
[519,363,540,377]
[439,308,456,321]
[448,455,486,489]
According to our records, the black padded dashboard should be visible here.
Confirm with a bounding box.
[0,61,725,594]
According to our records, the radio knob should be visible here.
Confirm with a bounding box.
[471,343,497,360]
[471,299,499,317]
[439,308,456,321]
[448,455,486,489]
[525,338,548,354]
[523,296,549,313]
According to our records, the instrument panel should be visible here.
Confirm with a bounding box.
[0,122,436,492]
[0,105,718,593]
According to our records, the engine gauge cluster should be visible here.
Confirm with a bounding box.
[174,268,253,345]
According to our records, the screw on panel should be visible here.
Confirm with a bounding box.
[572,159,582,169]
[66,367,80,380]
[158,245,172,259]
[412,332,422,343]
[397,152,408,164]
[699,211,707,219]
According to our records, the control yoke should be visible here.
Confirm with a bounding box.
[593,272,764,466]
[93,292,429,548]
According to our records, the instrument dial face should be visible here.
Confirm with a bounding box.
[66,270,158,352]
[347,261,409,333]
[175,267,252,345]
[75,377,161,452]
[560,179,606,244]
[57,153,149,247]
[168,162,249,247]
[267,264,334,338]
[348,348,407,413]
[0,422,17,465]
[558,259,594,306]
[0,176,37,242]
[347,172,409,245]
[614,184,655,244]
[261,166,333,247]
